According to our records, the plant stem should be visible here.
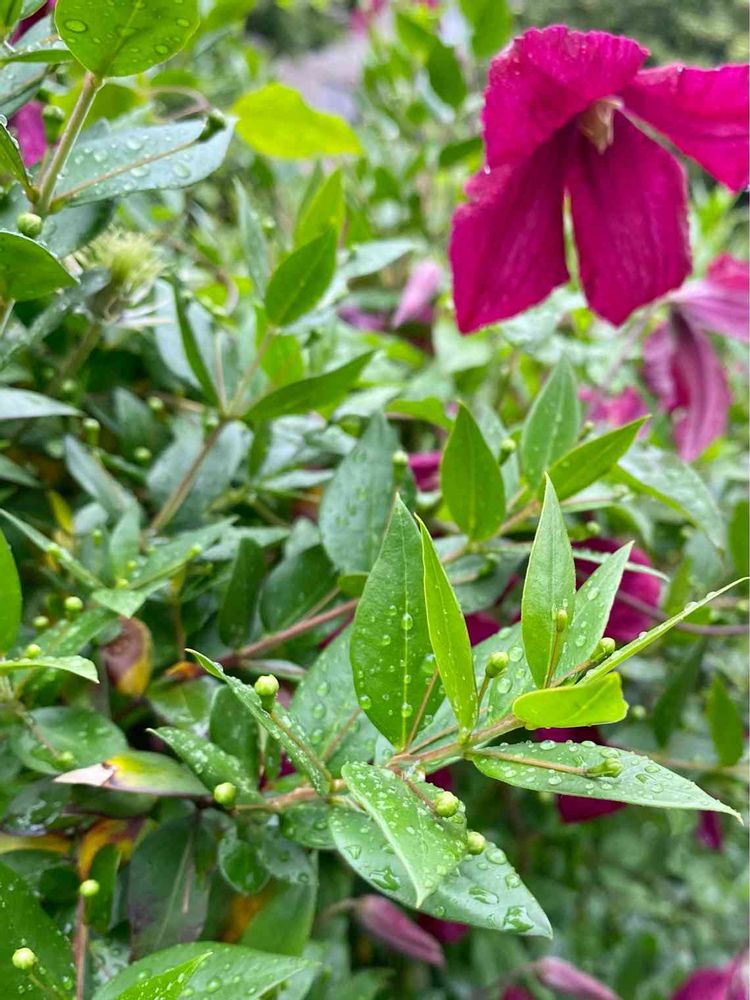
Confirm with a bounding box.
[405,667,439,749]
[37,72,101,216]
[149,421,224,533]
[73,894,88,1000]
[469,748,588,776]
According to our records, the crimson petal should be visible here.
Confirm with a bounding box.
[623,64,750,192]
[483,26,647,167]
[567,112,691,325]
[450,133,570,332]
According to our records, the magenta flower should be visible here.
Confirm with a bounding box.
[643,254,748,461]
[672,951,748,1000]
[393,261,443,328]
[532,957,619,1000]
[575,537,661,644]
[696,810,724,851]
[354,895,445,966]
[465,611,500,646]
[417,913,468,945]
[501,989,534,1000]
[581,385,650,429]
[12,103,46,166]
[450,26,749,331]
[408,451,441,492]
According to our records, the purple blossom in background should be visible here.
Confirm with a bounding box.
[501,988,534,1000]
[643,254,749,461]
[696,810,724,851]
[581,385,650,429]
[393,261,443,327]
[408,451,441,491]
[354,895,445,966]
[465,611,500,645]
[450,26,749,331]
[532,957,619,1000]
[13,103,46,166]
[672,951,749,1000]
[575,537,661,643]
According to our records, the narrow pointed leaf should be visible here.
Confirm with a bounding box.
[245,352,373,423]
[548,418,647,500]
[217,537,264,648]
[441,403,505,541]
[0,527,21,655]
[706,675,744,767]
[264,228,337,326]
[520,358,580,487]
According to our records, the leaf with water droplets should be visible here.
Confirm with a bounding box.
[341,762,467,906]
[420,521,477,734]
[547,418,646,501]
[329,806,550,936]
[0,654,99,682]
[0,116,29,187]
[92,942,313,1000]
[54,749,207,796]
[521,477,576,687]
[520,357,580,488]
[471,741,740,817]
[53,119,233,207]
[512,673,628,730]
[0,231,75,300]
[11,706,126,774]
[115,953,209,1000]
[150,727,261,803]
[56,0,199,77]
[441,403,505,541]
[351,498,441,748]
[291,627,378,775]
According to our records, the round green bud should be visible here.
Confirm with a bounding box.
[585,758,623,779]
[203,413,220,431]
[60,379,77,398]
[555,608,568,633]
[79,879,100,898]
[580,419,595,437]
[32,615,50,631]
[199,108,227,141]
[434,791,460,818]
[262,216,276,234]
[147,395,165,414]
[596,637,616,659]
[537,790,553,804]
[58,750,75,767]
[42,105,65,123]
[114,577,129,589]
[631,704,647,721]
[133,446,152,465]
[485,651,509,679]
[126,560,138,572]
[91,528,103,546]
[12,947,37,971]
[391,449,409,469]
[466,831,486,855]
[64,595,84,617]
[254,674,279,700]
[16,212,43,239]
[187,543,203,559]
[24,643,41,659]
[213,782,237,807]
[499,437,517,455]
[584,520,601,537]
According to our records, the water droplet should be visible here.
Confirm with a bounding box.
[509,646,523,662]
[400,611,413,632]
[65,18,88,32]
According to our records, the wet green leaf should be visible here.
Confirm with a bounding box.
[0,231,75,300]
[520,358,580,487]
[11,707,126,774]
[0,526,21,655]
[441,403,505,541]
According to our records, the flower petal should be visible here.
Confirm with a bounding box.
[670,320,731,461]
[567,112,691,325]
[533,957,619,1000]
[450,134,570,332]
[672,254,749,342]
[623,64,749,192]
[483,26,647,167]
[12,103,46,167]
[393,261,443,327]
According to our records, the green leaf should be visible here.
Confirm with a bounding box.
[0,0,24,34]
[341,762,468,906]
[192,650,331,795]
[259,544,336,632]
[219,827,269,895]
[0,387,78,420]
[295,168,345,247]
[151,728,260,801]
[458,0,512,58]
[0,860,75,998]
[245,352,373,423]
[471,741,739,818]
[240,869,318,956]
[419,522,477,733]
[93,942,312,1000]
[53,120,233,207]
[0,118,29,187]
[64,435,136,518]
[126,816,211,958]
[116,954,209,1000]
[521,477,575,687]
[351,498,439,748]
[588,579,746,681]
[615,444,724,551]
[319,412,400,575]
[0,231,75,300]
[210,685,259,784]
[512,674,628,729]
[233,83,362,158]
[441,403,505,541]
[218,537,264,648]
[706,675,743,767]
[11,707,126,774]
[0,508,103,589]
[235,180,269,297]
[547,419,646,501]
[330,807,550,936]
[265,228,337,327]
[556,542,632,675]
[35,607,115,656]
[0,654,98,682]
[55,0,199,77]
[291,627,377,774]
[173,283,218,405]
[55,749,208,797]
[520,358,580,487]
[426,40,467,108]
[0,527,21,655]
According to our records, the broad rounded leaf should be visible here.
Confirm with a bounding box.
[11,707,126,774]
[0,231,75,300]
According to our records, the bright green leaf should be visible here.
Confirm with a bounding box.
[547,418,647,501]
[245,352,373,423]
[706,675,744,767]
[441,403,505,541]
[265,228,337,326]
[520,358,580,487]
[0,527,21,655]
[0,231,75,300]
[512,673,628,729]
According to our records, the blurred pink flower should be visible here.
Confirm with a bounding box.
[643,254,748,461]
[532,957,619,1000]
[465,611,500,645]
[575,537,661,643]
[581,385,650,428]
[417,913,468,945]
[696,810,724,851]
[408,451,441,492]
[393,261,443,328]
[13,102,46,166]
[338,304,388,331]
[501,988,535,1000]
[450,26,748,331]
[672,951,748,1000]
[535,726,625,823]
[355,895,445,966]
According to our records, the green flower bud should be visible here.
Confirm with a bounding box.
[12,947,37,971]
[16,212,43,239]
[585,758,623,779]
[42,104,65,123]
[596,637,616,659]
[115,577,129,589]
[82,417,100,446]
[485,651,509,679]
[188,543,203,559]
[555,608,568,633]
[47,543,62,559]
[147,395,165,414]
[203,413,220,431]
[79,878,100,898]
[391,449,409,469]
[499,437,517,464]
[58,750,75,767]
[24,643,41,659]
[254,674,279,701]
[434,791,460,818]
[91,528,103,546]
[32,615,50,631]
[64,595,84,618]
[213,782,237,807]
[631,704,647,721]
[126,560,138,572]
[199,108,227,141]
[584,520,601,537]
[465,831,486,855]
[134,446,152,465]
[60,379,77,398]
